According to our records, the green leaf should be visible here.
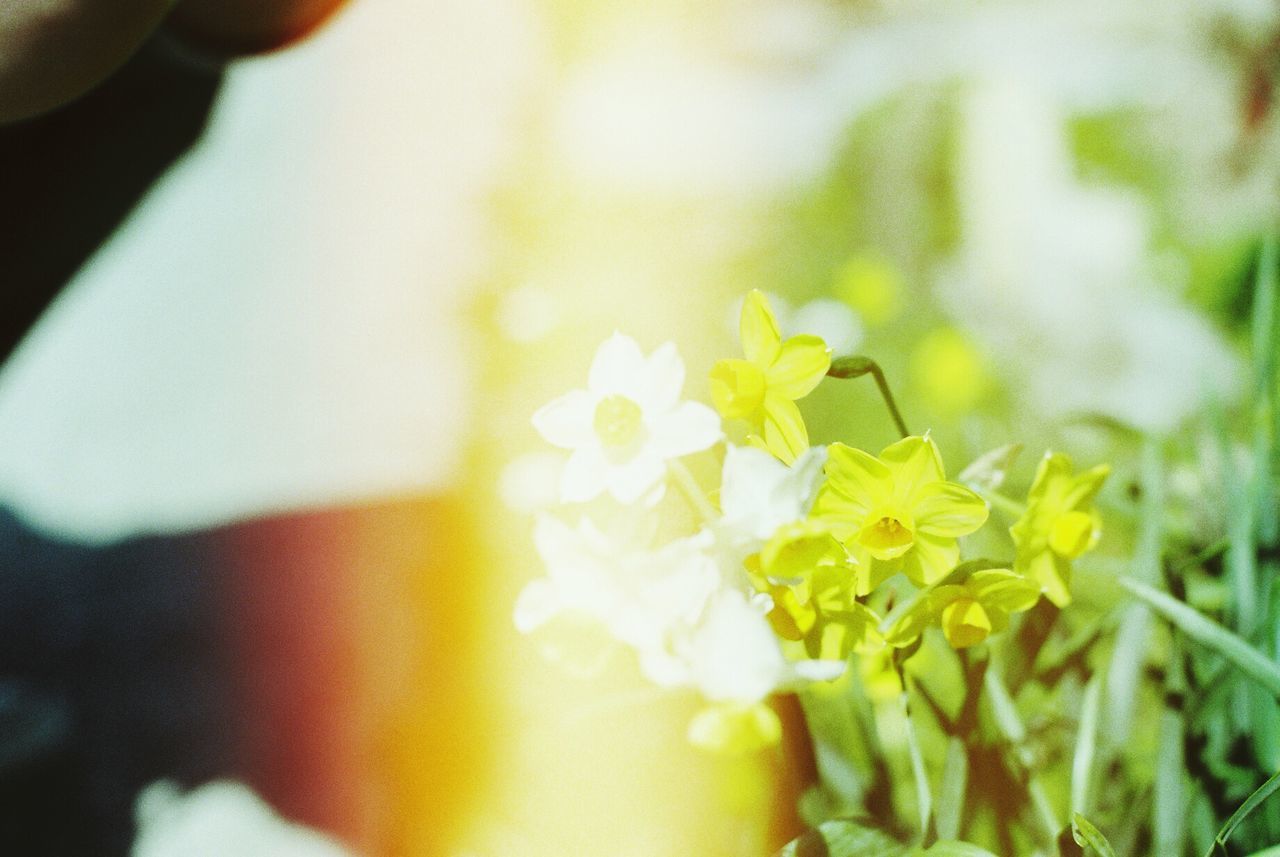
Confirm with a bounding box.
[1118,577,1280,699]
[935,737,968,842]
[1206,769,1280,857]
[1071,674,1102,817]
[774,819,905,857]
[923,843,999,857]
[1071,813,1118,857]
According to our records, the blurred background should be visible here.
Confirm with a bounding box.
[0,0,1277,854]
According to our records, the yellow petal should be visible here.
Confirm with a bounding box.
[1028,549,1073,607]
[901,531,959,586]
[765,335,831,399]
[880,435,946,500]
[966,569,1041,614]
[823,442,894,510]
[709,358,768,421]
[740,290,782,367]
[1026,452,1075,511]
[1063,463,1111,511]
[807,603,885,659]
[761,393,808,465]
[1049,510,1098,558]
[913,481,990,537]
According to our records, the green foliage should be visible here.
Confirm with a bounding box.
[1071,813,1118,857]
[772,819,999,857]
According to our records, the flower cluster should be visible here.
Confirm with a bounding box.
[516,290,1109,753]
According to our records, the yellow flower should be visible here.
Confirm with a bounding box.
[1010,452,1110,607]
[710,291,831,465]
[884,569,1041,650]
[810,435,989,588]
[751,522,885,660]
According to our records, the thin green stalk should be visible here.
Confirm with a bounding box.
[983,667,1060,842]
[668,459,718,523]
[827,355,910,439]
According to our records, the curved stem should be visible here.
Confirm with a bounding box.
[827,355,911,439]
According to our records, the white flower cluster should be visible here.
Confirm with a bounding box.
[517,334,844,749]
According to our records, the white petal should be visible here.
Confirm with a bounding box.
[513,579,561,633]
[636,341,685,412]
[649,402,723,458]
[606,447,667,504]
[559,447,608,502]
[588,332,647,395]
[790,659,847,683]
[532,389,596,449]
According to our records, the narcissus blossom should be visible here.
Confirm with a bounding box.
[1010,452,1110,607]
[884,568,1041,650]
[710,290,831,464]
[514,516,721,673]
[534,333,722,504]
[810,435,989,589]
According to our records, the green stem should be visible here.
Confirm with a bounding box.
[983,490,1028,519]
[668,459,718,523]
[827,355,911,439]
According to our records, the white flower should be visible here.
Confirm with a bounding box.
[646,589,844,703]
[515,515,721,661]
[132,781,351,857]
[717,443,827,548]
[533,333,722,504]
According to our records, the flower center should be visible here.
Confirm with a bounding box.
[709,359,767,420]
[592,394,644,447]
[941,598,992,649]
[1048,510,1095,559]
[858,514,914,559]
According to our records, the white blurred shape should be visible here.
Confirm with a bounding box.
[945,78,1239,434]
[497,284,560,343]
[789,298,862,354]
[498,451,563,513]
[0,0,541,541]
[132,781,351,857]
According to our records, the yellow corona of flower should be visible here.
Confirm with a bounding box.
[1010,452,1110,607]
[710,291,831,465]
[810,435,989,588]
[884,569,1041,650]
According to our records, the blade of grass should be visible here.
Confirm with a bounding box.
[935,736,967,842]
[1072,813,1118,857]
[1207,769,1280,857]
[1119,577,1280,698]
[1154,639,1187,856]
[1071,673,1102,818]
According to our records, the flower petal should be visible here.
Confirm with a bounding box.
[913,481,990,537]
[638,341,685,412]
[765,335,831,399]
[740,290,782,366]
[761,393,808,465]
[513,578,561,633]
[532,389,597,449]
[966,569,1041,614]
[1063,463,1111,510]
[1029,549,1073,607]
[649,401,722,458]
[822,442,892,508]
[901,531,959,586]
[559,447,608,503]
[588,332,647,395]
[809,484,867,542]
[606,447,667,504]
[880,434,946,499]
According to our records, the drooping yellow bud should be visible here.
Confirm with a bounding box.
[940,597,992,649]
